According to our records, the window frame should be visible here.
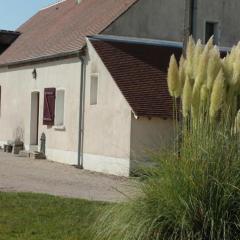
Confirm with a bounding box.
[54,88,66,130]
[204,20,220,45]
[90,73,99,106]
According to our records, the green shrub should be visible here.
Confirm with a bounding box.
[94,121,240,240]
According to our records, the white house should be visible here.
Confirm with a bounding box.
[0,0,182,176]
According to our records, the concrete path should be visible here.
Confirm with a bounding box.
[0,151,136,202]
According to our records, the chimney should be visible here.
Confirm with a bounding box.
[75,0,82,4]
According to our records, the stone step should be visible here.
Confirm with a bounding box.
[18,150,30,158]
[29,145,39,152]
[18,150,46,160]
[29,151,46,160]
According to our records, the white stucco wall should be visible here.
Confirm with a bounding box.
[0,44,175,177]
[130,115,174,169]
[83,41,132,176]
[0,57,81,165]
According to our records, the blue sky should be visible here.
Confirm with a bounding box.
[0,0,56,31]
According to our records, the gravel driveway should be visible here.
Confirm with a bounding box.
[0,151,136,202]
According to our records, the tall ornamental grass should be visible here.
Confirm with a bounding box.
[92,37,240,240]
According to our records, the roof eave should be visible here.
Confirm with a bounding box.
[0,49,85,68]
[136,114,174,119]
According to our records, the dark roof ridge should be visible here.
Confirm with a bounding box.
[40,0,67,11]
[88,35,183,48]
[89,35,232,52]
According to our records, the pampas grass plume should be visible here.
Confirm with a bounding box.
[234,110,240,134]
[210,70,225,119]
[191,84,201,120]
[200,84,208,105]
[193,39,203,78]
[195,50,208,88]
[168,54,180,97]
[207,46,221,90]
[232,52,240,87]
[182,76,192,118]
[222,54,233,84]
[203,36,214,54]
[185,36,195,79]
[179,56,186,96]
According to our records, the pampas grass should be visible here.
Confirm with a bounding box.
[93,119,240,240]
[168,55,181,97]
[174,36,240,124]
[195,50,208,89]
[207,47,221,90]
[182,76,192,118]
[233,60,240,88]
[209,70,225,120]
[234,110,240,134]
[193,40,203,78]
[200,84,208,105]
[179,56,186,94]
[186,36,196,80]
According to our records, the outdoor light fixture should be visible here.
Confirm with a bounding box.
[32,68,37,79]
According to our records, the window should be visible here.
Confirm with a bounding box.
[55,90,65,126]
[205,22,219,44]
[43,88,65,128]
[90,74,98,105]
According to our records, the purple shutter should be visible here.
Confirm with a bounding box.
[43,88,56,126]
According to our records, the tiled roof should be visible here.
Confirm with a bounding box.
[90,37,182,118]
[0,0,138,66]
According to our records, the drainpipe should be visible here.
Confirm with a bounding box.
[77,53,86,169]
[190,0,197,39]
[183,0,197,56]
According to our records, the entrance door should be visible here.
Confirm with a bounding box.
[30,92,40,145]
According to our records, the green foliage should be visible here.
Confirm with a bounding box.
[94,119,240,240]
[0,192,108,240]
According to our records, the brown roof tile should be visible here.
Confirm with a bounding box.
[90,38,182,118]
[0,0,138,65]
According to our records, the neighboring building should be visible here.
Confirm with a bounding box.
[0,30,20,54]
[193,0,240,47]
[0,0,239,176]
[103,0,185,42]
[102,0,240,48]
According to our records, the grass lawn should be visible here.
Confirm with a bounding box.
[0,192,110,240]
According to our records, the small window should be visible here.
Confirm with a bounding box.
[90,74,98,105]
[55,90,65,126]
[205,22,219,44]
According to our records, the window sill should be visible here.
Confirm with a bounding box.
[53,125,66,131]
